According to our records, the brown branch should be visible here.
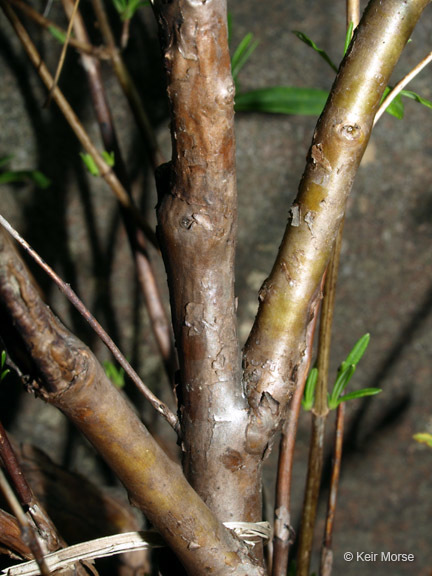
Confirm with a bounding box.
[8,0,111,59]
[91,0,164,170]
[0,228,264,576]
[320,403,346,576]
[61,0,177,388]
[0,422,33,507]
[242,0,430,457]
[346,0,360,29]
[45,0,81,107]
[0,0,157,249]
[272,281,322,576]
[0,216,178,433]
[151,0,263,545]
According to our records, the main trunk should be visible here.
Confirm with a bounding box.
[153,0,262,527]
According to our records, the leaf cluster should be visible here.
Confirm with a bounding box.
[231,22,431,119]
[0,351,10,383]
[0,156,50,189]
[302,334,382,411]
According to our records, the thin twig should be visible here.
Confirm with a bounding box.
[320,403,346,576]
[44,0,81,107]
[346,0,360,30]
[0,215,179,434]
[296,225,344,576]
[91,0,164,170]
[9,0,110,59]
[61,0,176,385]
[374,50,432,125]
[272,279,323,576]
[0,0,157,248]
[0,469,51,576]
[0,422,33,507]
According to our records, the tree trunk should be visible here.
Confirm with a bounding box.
[152,0,263,529]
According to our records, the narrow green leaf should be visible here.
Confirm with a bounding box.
[235,86,328,116]
[102,150,115,167]
[227,13,232,44]
[400,89,432,111]
[104,361,126,389]
[413,433,432,448]
[379,87,405,119]
[0,170,51,188]
[29,171,51,189]
[113,0,148,20]
[48,25,68,44]
[336,388,382,406]
[340,333,370,372]
[0,351,10,383]
[80,153,100,177]
[302,367,318,411]
[343,22,354,55]
[0,172,22,185]
[292,31,338,73]
[112,0,127,13]
[231,33,259,80]
[328,365,356,409]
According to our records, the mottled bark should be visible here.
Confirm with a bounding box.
[152,0,262,527]
[0,229,264,576]
[243,0,430,456]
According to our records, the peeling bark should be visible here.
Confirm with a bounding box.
[152,0,262,528]
[0,229,264,576]
[242,0,430,456]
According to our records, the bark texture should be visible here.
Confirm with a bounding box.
[152,0,262,526]
[0,229,264,576]
[242,0,430,457]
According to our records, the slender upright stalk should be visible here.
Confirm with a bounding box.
[61,0,177,387]
[9,0,110,58]
[320,403,346,576]
[0,0,157,247]
[91,0,164,169]
[296,5,357,571]
[272,279,323,576]
[242,0,428,460]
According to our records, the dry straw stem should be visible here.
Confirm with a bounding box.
[374,49,432,124]
[0,470,51,576]
[0,230,264,576]
[152,0,263,531]
[242,0,430,455]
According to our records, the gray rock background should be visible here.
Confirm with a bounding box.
[1,1,431,574]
